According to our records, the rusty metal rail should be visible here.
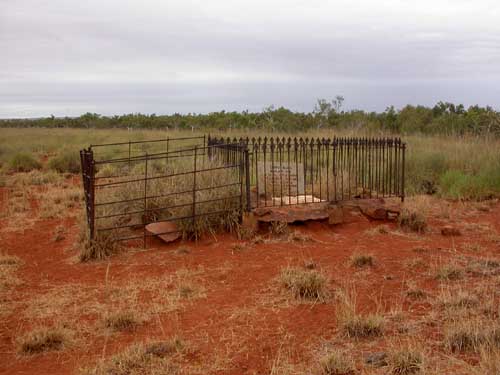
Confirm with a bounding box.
[81,135,405,246]
[208,136,406,208]
[80,137,247,247]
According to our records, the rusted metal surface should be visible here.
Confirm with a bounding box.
[208,136,406,208]
[81,135,406,247]
[80,137,245,247]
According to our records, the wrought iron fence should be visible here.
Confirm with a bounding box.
[81,135,405,246]
[80,137,247,247]
[208,136,406,208]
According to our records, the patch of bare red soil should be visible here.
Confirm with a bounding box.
[0,195,499,375]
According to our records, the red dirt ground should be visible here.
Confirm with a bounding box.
[0,190,499,374]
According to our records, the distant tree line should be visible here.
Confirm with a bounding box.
[1,99,499,136]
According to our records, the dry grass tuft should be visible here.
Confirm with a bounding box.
[398,208,427,233]
[269,221,290,236]
[82,337,185,375]
[18,326,71,355]
[405,284,426,300]
[0,253,21,266]
[475,347,500,375]
[437,287,479,310]
[279,266,329,301]
[444,319,500,353]
[78,230,120,262]
[336,288,385,339]
[0,253,22,294]
[288,231,314,243]
[435,262,464,281]
[388,343,424,374]
[319,349,355,375]
[350,253,374,268]
[103,310,140,332]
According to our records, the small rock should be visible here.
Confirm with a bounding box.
[365,352,388,367]
[145,221,181,243]
[441,226,461,237]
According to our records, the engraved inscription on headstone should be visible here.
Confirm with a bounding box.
[257,162,305,197]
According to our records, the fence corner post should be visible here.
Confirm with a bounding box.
[401,143,406,202]
[244,147,251,212]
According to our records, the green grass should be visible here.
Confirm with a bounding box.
[7,152,41,172]
[48,149,81,173]
[1,128,500,200]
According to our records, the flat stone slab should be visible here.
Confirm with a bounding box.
[145,221,181,243]
[253,202,329,223]
[253,198,401,225]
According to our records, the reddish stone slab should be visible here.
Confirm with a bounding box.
[145,221,181,243]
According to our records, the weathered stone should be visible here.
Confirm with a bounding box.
[365,352,388,367]
[340,205,370,224]
[145,221,181,243]
[441,226,461,236]
[257,162,305,197]
[253,203,329,223]
[329,199,401,224]
[328,205,344,225]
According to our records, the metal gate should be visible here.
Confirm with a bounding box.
[80,137,246,247]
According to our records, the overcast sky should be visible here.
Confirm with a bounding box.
[1,0,500,118]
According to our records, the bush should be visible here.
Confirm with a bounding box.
[350,254,374,267]
[79,233,119,262]
[82,338,184,374]
[8,152,41,172]
[444,320,500,352]
[18,327,70,354]
[389,346,424,374]
[320,350,355,374]
[48,150,80,173]
[103,310,139,331]
[398,209,427,233]
[336,288,385,338]
[440,166,500,200]
[280,266,329,301]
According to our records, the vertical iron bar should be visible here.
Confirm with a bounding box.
[245,147,251,212]
[192,146,198,233]
[326,140,330,202]
[401,143,406,202]
[143,153,148,248]
[279,141,283,206]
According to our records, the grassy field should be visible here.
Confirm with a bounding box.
[1,127,500,374]
[1,127,499,200]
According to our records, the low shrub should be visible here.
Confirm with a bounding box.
[48,150,80,173]
[103,310,139,331]
[18,327,70,354]
[8,152,41,172]
[398,209,427,233]
[350,253,374,267]
[82,338,184,374]
[444,319,500,352]
[435,263,463,281]
[280,266,329,301]
[79,234,119,262]
[389,345,424,374]
[319,349,355,375]
[336,288,385,339]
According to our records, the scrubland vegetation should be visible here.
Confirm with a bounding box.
[1,102,500,374]
[2,102,500,202]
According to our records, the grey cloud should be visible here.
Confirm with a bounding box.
[1,0,500,118]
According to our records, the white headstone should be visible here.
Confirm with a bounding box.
[257,161,305,198]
